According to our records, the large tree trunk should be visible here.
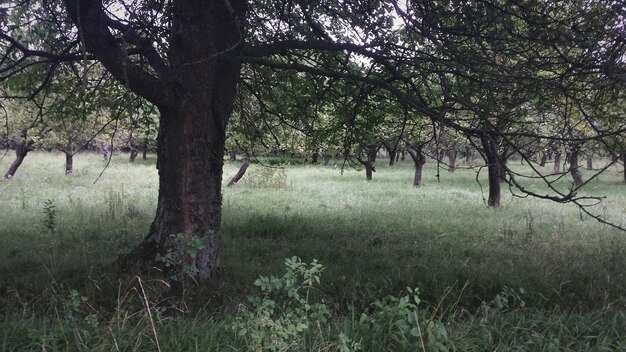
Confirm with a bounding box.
[121,102,234,282]
[114,0,244,284]
[142,142,148,160]
[4,130,32,179]
[407,146,426,186]
[481,137,501,207]
[228,157,250,186]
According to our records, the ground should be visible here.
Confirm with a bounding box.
[1,151,625,351]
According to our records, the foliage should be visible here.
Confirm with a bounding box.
[358,287,451,351]
[232,256,328,351]
[480,287,526,316]
[163,233,206,281]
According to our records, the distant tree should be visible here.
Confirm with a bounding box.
[2,100,47,179]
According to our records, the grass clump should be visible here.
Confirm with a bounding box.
[238,165,288,189]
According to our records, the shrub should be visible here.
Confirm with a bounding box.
[232,256,328,351]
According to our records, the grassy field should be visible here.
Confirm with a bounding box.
[1,151,625,351]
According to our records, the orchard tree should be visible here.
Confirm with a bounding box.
[2,99,47,179]
[404,117,433,187]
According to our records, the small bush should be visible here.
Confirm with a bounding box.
[232,256,328,351]
[357,287,451,351]
[42,198,57,233]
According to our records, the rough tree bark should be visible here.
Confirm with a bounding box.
[406,146,426,186]
[67,0,246,282]
[3,130,33,179]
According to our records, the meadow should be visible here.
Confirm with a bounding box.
[1,151,625,351]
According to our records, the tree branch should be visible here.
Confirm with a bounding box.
[65,0,168,106]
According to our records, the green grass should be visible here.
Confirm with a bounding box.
[1,151,626,351]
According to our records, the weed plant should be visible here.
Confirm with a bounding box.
[1,151,625,350]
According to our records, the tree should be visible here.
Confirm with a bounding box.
[404,119,432,187]
[2,100,48,179]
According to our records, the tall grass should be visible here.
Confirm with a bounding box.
[1,151,625,351]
